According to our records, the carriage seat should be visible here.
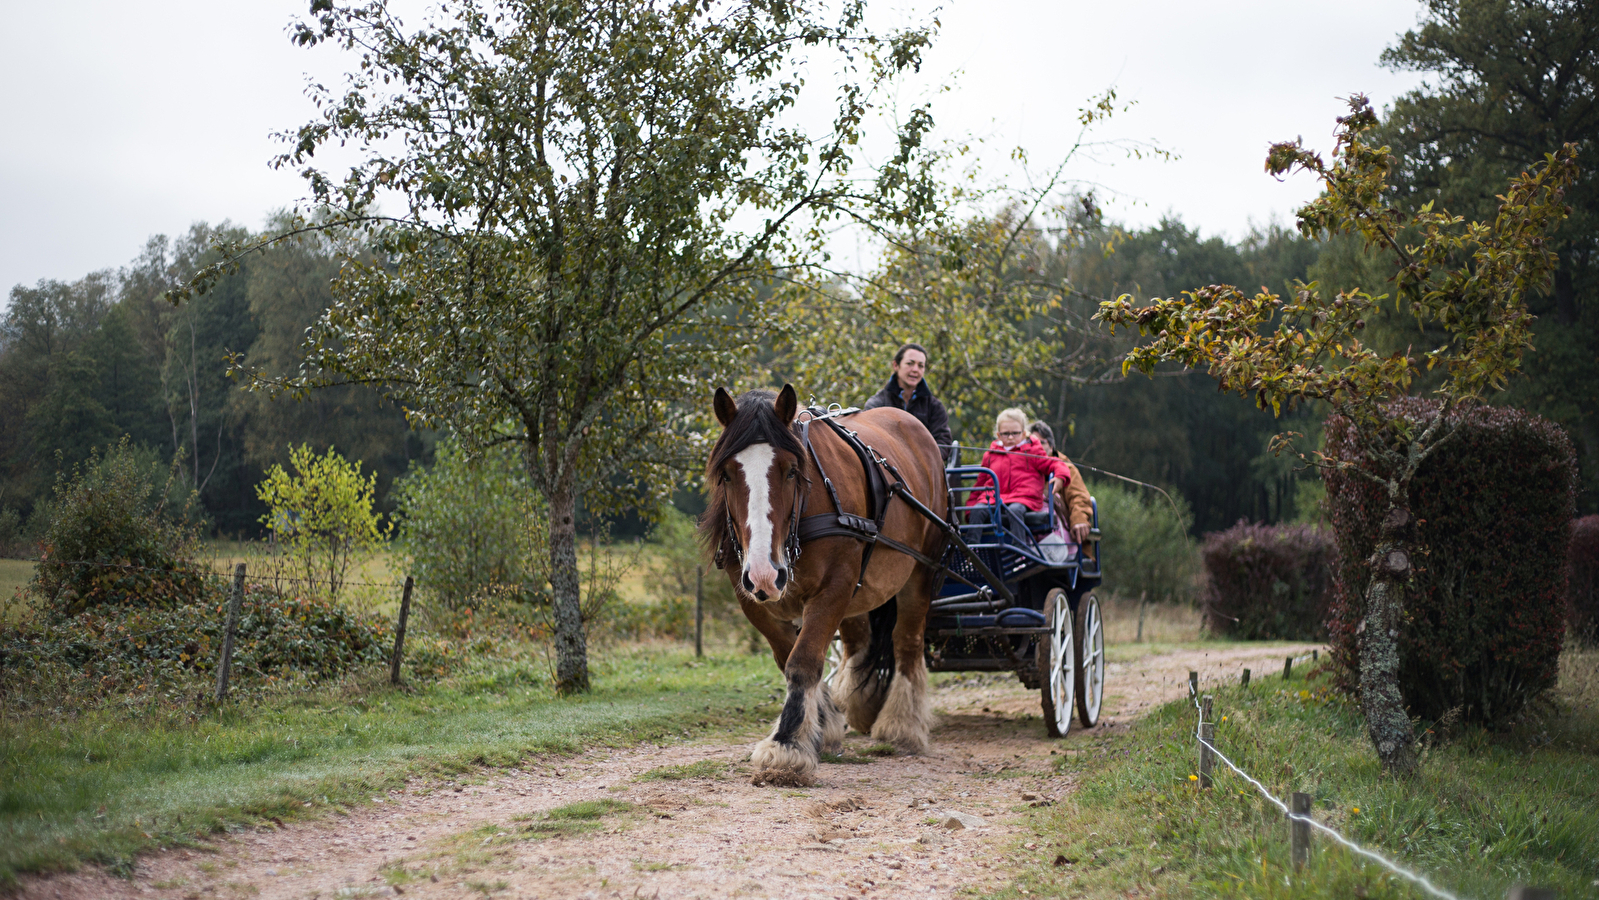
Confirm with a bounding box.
[1021,509,1053,532]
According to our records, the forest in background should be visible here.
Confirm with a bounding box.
[0,225,431,539]
[3,207,1592,543]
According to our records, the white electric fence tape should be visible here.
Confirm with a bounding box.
[1189,690,1464,900]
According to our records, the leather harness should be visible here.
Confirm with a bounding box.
[720,407,989,596]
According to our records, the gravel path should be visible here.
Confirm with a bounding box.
[19,641,1318,900]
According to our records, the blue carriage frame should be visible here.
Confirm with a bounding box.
[922,448,1104,700]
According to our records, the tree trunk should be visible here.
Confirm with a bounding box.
[1360,503,1419,776]
[546,480,590,694]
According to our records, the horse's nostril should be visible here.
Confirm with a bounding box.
[742,571,755,592]
[774,567,788,590]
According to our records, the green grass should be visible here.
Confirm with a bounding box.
[0,559,33,622]
[1000,649,1599,899]
[0,645,783,887]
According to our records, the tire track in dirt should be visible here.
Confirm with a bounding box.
[18,642,1318,900]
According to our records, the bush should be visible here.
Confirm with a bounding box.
[1201,522,1334,640]
[1089,478,1202,605]
[32,440,204,617]
[0,578,392,710]
[257,444,389,603]
[392,435,547,610]
[1571,515,1599,644]
[1324,400,1576,725]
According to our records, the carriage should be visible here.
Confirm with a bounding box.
[924,444,1104,738]
[808,409,1106,739]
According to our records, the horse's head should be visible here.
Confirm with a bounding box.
[706,384,802,602]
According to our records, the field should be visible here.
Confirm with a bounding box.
[0,558,30,619]
[1004,648,1599,899]
[0,643,785,887]
[5,542,1595,898]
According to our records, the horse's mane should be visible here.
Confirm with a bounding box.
[699,389,804,566]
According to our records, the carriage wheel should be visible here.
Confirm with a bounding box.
[1038,588,1075,738]
[1074,592,1105,727]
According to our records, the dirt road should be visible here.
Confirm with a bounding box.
[21,642,1318,900]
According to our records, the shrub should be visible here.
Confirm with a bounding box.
[1324,400,1576,725]
[1571,515,1599,644]
[0,577,392,710]
[257,444,389,602]
[392,435,546,610]
[1201,522,1334,640]
[1089,478,1202,605]
[32,439,204,617]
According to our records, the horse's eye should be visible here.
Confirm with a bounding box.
[786,467,797,480]
[720,471,730,485]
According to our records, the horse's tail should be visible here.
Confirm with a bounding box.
[859,596,898,694]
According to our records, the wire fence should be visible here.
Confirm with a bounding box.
[1183,663,1549,900]
[3,554,428,696]
[1,554,532,595]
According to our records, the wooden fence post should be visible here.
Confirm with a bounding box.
[1198,695,1215,789]
[1135,590,1147,643]
[1241,668,1251,688]
[1507,886,1556,900]
[1188,670,1198,700]
[214,563,246,703]
[390,576,414,685]
[1312,649,1319,662]
[694,566,704,658]
[1290,792,1311,871]
[1283,655,1294,681]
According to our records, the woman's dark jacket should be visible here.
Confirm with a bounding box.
[863,376,952,448]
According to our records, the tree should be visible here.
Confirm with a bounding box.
[229,227,420,501]
[392,435,541,609]
[776,93,1162,443]
[1098,96,1577,774]
[1378,0,1599,504]
[257,444,389,602]
[188,0,941,693]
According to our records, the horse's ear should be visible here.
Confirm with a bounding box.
[774,384,798,425]
[714,387,738,427]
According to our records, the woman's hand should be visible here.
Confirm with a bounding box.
[1072,522,1092,543]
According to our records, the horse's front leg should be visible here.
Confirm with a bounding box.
[750,600,848,786]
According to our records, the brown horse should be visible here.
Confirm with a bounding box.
[701,385,948,785]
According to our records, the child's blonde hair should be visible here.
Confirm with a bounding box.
[994,408,1029,434]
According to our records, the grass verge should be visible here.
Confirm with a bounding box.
[1001,648,1599,899]
[0,643,783,888]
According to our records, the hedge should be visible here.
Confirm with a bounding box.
[1324,399,1576,726]
[1201,522,1334,640]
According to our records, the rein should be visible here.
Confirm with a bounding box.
[717,406,1016,606]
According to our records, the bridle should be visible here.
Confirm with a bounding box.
[715,462,807,572]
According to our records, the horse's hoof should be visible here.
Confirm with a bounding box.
[870,677,932,754]
[750,767,816,787]
[750,737,817,786]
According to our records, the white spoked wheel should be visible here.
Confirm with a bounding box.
[823,634,844,690]
[1074,592,1105,727]
[1038,588,1075,738]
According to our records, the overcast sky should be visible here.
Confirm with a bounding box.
[0,0,1429,300]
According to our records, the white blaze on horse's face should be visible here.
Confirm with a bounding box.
[734,443,790,601]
